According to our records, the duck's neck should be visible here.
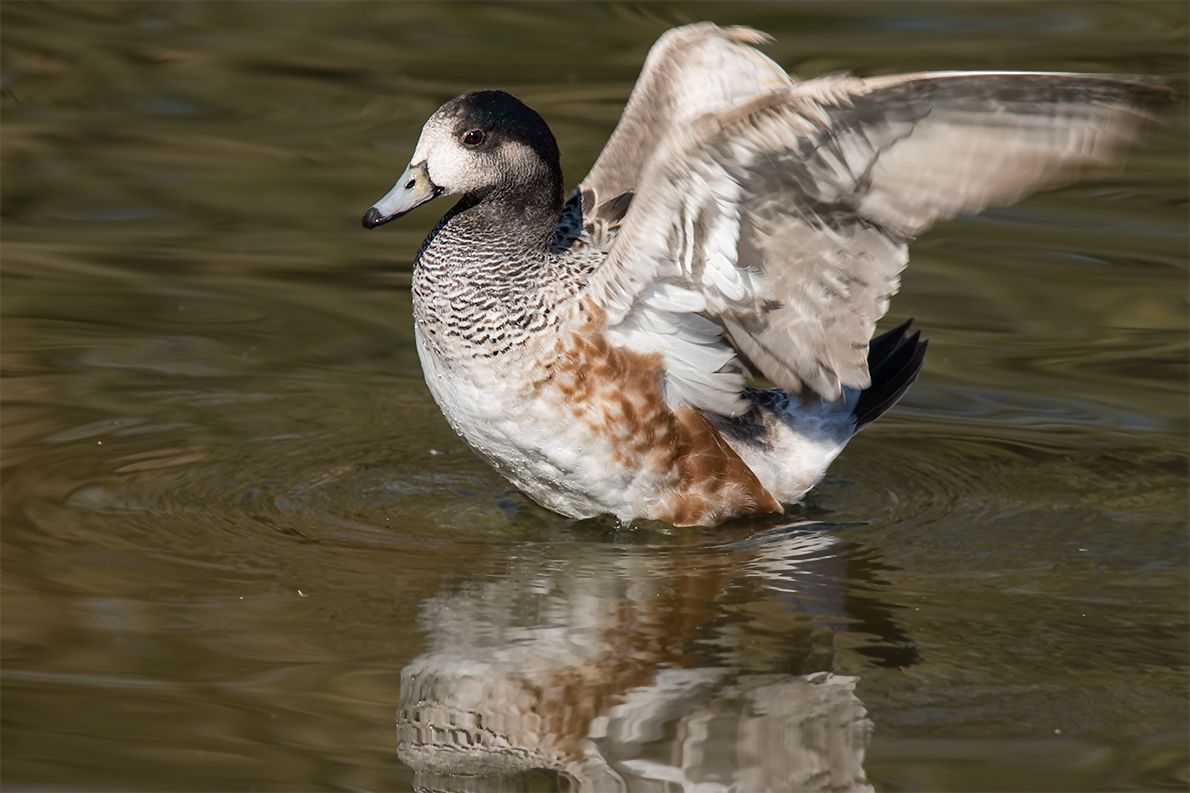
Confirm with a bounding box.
[463,171,565,248]
[417,169,564,266]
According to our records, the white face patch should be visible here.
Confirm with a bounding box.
[408,113,542,196]
[411,118,484,194]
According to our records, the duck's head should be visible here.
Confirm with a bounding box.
[363,90,562,229]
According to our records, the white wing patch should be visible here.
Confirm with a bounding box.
[605,300,746,416]
[640,282,706,314]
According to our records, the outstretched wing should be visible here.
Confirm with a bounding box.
[580,23,794,210]
[576,25,1172,414]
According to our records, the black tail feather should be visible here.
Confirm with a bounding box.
[852,319,929,431]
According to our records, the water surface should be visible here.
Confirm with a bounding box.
[3,2,1187,791]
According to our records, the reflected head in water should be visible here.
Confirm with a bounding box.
[363,22,1174,527]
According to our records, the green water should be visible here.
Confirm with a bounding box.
[3,2,1186,791]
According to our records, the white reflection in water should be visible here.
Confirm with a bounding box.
[397,526,874,792]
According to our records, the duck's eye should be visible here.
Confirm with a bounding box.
[462,129,485,147]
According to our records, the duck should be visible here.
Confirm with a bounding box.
[363,22,1171,527]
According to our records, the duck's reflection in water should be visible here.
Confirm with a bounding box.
[398,523,886,792]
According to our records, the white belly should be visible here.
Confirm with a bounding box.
[415,326,637,521]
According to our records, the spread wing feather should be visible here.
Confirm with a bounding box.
[574,24,1171,412]
[580,23,794,210]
